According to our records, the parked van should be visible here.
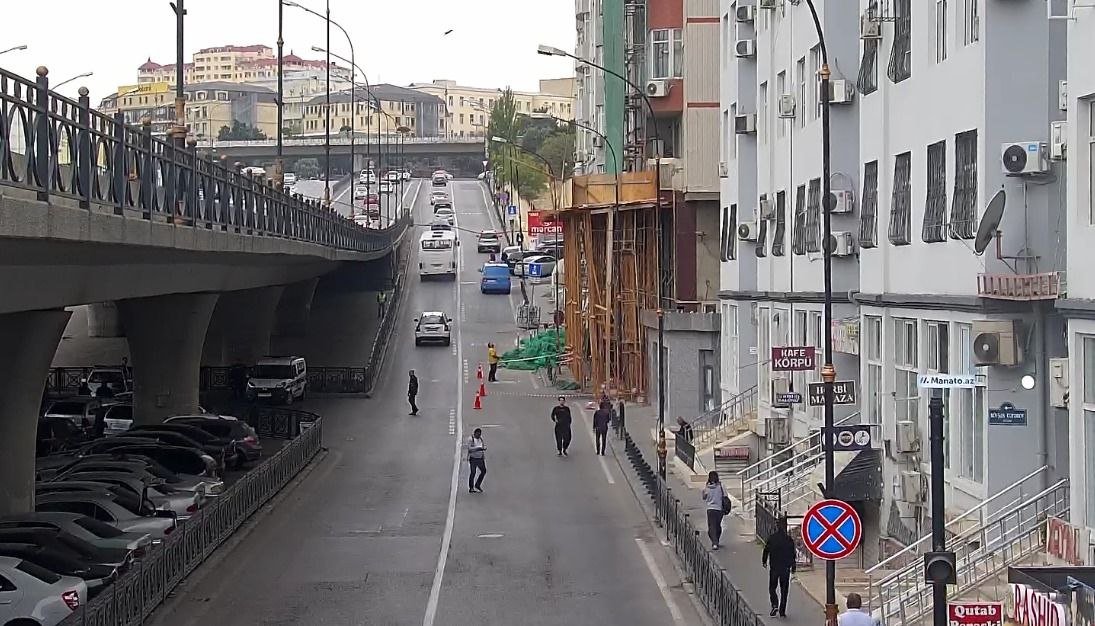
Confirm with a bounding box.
[246,357,307,405]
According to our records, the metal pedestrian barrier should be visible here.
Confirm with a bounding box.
[57,412,323,626]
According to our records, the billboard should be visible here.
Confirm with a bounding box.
[116,82,171,96]
[527,210,561,235]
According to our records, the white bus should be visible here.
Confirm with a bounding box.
[419,230,458,279]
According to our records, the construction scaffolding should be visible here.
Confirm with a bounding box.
[555,171,659,401]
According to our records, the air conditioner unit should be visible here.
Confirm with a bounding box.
[759,195,774,219]
[829,79,855,105]
[735,39,757,58]
[1049,357,1070,408]
[734,113,757,135]
[1001,142,1050,176]
[894,420,920,453]
[645,80,669,97]
[829,189,854,214]
[972,320,1020,366]
[758,0,778,10]
[828,231,855,256]
[860,14,882,39]
[766,416,791,445]
[777,94,796,118]
[719,161,729,177]
[736,4,756,22]
[737,221,759,241]
[1050,121,1067,161]
[900,470,926,503]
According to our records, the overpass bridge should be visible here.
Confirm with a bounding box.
[210,136,487,173]
[0,66,412,514]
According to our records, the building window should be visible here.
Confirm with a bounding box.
[805,178,822,252]
[925,320,950,467]
[935,0,948,63]
[955,323,985,483]
[722,108,732,163]
[701,350,717,412]
[865,316,883,424]
[776,71,787,139]
[723,304,739,392]
[758,308,771,404]
[721,204,738,261]
[459,113,464,124]
[888,0,912,83]
[772,190,787,256]
[922,140,948,243]
[894,317,919,423]
[758,82,768,144]
[858,2,880,95]
[962,0,980,45]
[650,29,683,79]
[796,58,806,129]
[756,194,769,258]
[951,129,978,238]
[792,185,807,255]
[1083,337,1095,524]
[860,161,879,248]
[888,152,913,245]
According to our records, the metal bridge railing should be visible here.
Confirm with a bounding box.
[0,65,405,254]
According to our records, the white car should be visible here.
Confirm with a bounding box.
[414,312,452,346]
[379,180,393,194]
[386,171,401,181]
[434,207,455,225]
[282,172,297,186]
[430,191,451,208]
[0,555,87,626]
[353,185,369,200]
[402,170,412,181]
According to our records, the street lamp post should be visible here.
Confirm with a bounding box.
[53,72,93,90]
[169,0,187,148]
[0,44,28,57]
[313,46,372,219]
[275,0,285,188]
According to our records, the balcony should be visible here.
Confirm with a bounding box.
[976,271,1063,301]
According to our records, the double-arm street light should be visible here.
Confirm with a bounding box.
[313,46,373,214]
[0,44,28,57]
[537,43,668,474]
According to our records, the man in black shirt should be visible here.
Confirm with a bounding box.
[407,370,419,415]
[550,397,572,456]
[592,401,613,455]
[761,516,797,617]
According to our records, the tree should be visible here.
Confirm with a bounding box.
[294,158,320,179]
[217,119,268,141]
[539,128,576,179]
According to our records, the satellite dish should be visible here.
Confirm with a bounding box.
[973,189,1006,255]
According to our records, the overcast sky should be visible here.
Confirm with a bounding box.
[2,0,576,101]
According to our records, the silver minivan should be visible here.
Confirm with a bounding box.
[246,357,307,405]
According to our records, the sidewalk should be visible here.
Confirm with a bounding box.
[611,402,825,626]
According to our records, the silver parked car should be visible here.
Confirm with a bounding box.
[0,555,87,626]
[35,492,177,540]
[56,471,202,520]
[54,456,224,498]
[0,513,151,557]
[414,312,452,346]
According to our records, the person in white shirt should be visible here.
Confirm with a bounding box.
[838,593,880,626]
[467,428,487,493]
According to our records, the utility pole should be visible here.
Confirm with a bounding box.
[170,0,187,147]
[275,0,285,188]
[926,392,957,625]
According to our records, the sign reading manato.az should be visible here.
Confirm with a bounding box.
[771,346,816,371]
[948,602,1003,626]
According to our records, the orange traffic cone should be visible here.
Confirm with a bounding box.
[476,364,484,380]
[473,391,482,410]
[479,382,487,397]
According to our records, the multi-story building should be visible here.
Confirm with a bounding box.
[137,45,348,86]
[408,79,576,138]
[574,0,626,174]
[299,84,443,138]
[98,81,279,139]
[720,0,1068,577]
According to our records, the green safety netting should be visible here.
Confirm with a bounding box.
[555,380,581,391]
[500,328,565,370]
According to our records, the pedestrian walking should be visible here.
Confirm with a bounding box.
[550,397,572,456]
[407,370,419,415]
[467,428,487,493]
[376,291,387,319]
[838,593,880,626]
[762,516,797,618]
[701,471,731,550]
[592,400,612,455]
[77,381,92,396]
[487,343,499,382]
[95,382,115,399]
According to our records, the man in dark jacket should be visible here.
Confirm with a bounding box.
[550,397,572,456]
[407,370,419,415]
[592,401,612,455]
[761,516,797,617]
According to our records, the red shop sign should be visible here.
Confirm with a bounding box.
[948,602,1003,626]
[771,346,816,372]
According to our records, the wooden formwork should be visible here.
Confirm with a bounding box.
[559,172,659,401]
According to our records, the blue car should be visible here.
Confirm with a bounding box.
[480,263,512,294]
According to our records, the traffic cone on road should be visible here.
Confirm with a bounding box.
[473,391,482,410]
[479,382,487,397]
[476,363,484,380]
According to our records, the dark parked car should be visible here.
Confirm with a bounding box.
[128,424,240,469]
[90,445,218,478]
[0,528,131,570]
[37,417,89,457]
[164,416,261,464]
[40,456,224,497]
[0,543,116,596]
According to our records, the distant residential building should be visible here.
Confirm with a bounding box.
[408,79,576,138]
[99,81,278,139]
[299,84,444,138]
[137,45,349,86]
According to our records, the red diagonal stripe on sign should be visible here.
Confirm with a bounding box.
[805,507,854,553]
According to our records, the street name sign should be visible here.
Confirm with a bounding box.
[917,374,977,388]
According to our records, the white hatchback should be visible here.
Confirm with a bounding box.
[0,555,87,626]
[414,312,452,346]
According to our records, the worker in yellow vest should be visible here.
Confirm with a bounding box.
[487,343,499,382]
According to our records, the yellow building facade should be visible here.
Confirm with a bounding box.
[408,78,576,138]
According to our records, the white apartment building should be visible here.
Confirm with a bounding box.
[720,0,1068,562]
[1064,1,1095,566]
[574,0,608,173]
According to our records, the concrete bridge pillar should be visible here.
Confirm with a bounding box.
[0,309,72,515]
[118,293,219,424]
[271,278,320,339]
[86,302,124,337]
[202,286,285,366]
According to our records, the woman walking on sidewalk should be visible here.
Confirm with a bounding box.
[701,471,731,550]
[467,428,486,493]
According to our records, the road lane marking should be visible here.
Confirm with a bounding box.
[477,533,504,539]
[571,402,615,485]
[634,537,688,626]
[423,211,465,626]
[448,408,456,436]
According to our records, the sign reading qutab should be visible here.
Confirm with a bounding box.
[948,602,1003,626]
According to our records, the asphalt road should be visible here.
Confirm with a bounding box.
[150,180,704,626]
